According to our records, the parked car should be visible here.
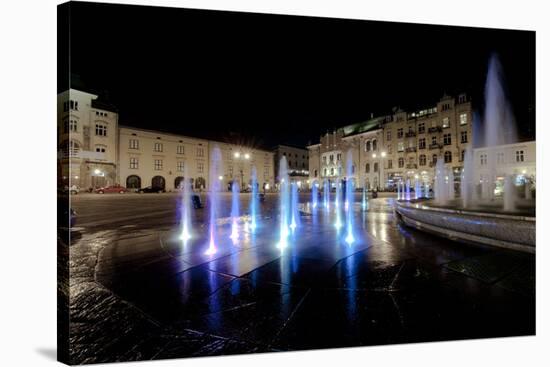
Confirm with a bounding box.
[138,186,165,193]
[95,185,127,194]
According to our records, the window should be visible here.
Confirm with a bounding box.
[366,141,371,152]
[95,124,107,136]
[443,134,451,145]
[418,123,425,134]
[177,145,185,155]
[337,153,341,161]
[374,162,379,172]
[69,140,80,156]
[497,152,505,164]
[330,168,334,176]
[398,157,404,168]
[177,161,184,172]
[129,139,139,149]
[69,119,77,132]
[197,162,204,173]
[372,139,377,151]
[154,142,163,152]
[441,103,451,111]
[397,141,404,152]
[130,157,138,169]
[419,154,427,166]
[322,156,327,164]
[69,100,78,111]
[480,153,488,165]
[461,131,468,143]
[314,169,318,177]
[442,117,450,128]
[330,155,334,163]
[516,150,524,162]
[397,128,403,139]
[196,147,204,157]
[419,138,426,149]
[95,146,106,153]
[387,159,393,169]
[460,113,468,125]
[387,145,392,154]
[461,150,465,162]
[324,168,327,176]
[365,163,370,173]
[432,155,438,164]
[386,130,391,141]
[444,151,452,163]
[432,136,438,145]
[154,159,163,170]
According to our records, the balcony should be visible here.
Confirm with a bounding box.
[406,163,417,169]
[429,143,442,150]
[428,126,442,133]
[405,147,417,153]
[405,131,416,138]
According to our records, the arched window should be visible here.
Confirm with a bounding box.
[365,163,370,173]
[372,139,377,151]
[152,176,166,190]
[374,162,379,172]
[314,169,318,177]
[174,176,184,189]
[366,141,371,152]
[432,154,438,164]
[419,154,426,166]
[444,151,452,163]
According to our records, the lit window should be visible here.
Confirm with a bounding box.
[197,162,204,173]
[154,159,163,170]
[177,161,184,172]
[177,145,185,155]
[129,139,139,149]
[442,117,450,128]
[397,142,404,152]
[130,157,138,169]
[154,142,163,152]
[460,113,468,125]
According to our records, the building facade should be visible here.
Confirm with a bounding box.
[274,145,309,188]
[58,89,275,191]
[308,93,474,190]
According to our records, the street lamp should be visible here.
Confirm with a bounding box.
[218,175,223,180]
[381,151,387,158]
[244,153,250,159]
[94,169,101,175]
[234,152,240,158]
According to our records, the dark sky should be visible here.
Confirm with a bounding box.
[59,1,535,148]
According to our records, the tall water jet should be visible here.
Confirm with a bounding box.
[290,182,300,231]
[344,150,355,245]
[362,185,368,211]
[250,166,259,231]
[229,180,240,243]
[334,177,343,230]
[414,178,420,199]
[503,175,517,211]
[311,181,318,209]
[205,147,222,255]
[447,168,455,200]
[434,158,448,205]
[461,147,475,208]
[323,179,330,210]
[405,179,411,201]
[276,157,290,250]
[179,175,192,243]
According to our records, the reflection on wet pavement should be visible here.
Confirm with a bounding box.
[69,196,534,363]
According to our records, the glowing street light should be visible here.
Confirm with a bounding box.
[218,175,223,180]
[381,151,387,158]
[234,152,240,158]
[94,169,101,175]
[244,153,250,159]
[372,153,377,158]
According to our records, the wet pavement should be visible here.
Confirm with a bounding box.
[66,194,535,364]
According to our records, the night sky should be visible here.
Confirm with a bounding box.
[59,1,535,149]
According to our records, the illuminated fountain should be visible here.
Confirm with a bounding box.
[323,179,330,210]
[334,175,343,230]
[250,166,259,231]
[290,182,300,231]
[178,175,192,243]
[311,181,318,209]
[362,184,368,211]
[405,179,411,201]
[276,156,290,250]
[205,146,222,255]
[397,180,401,200]
[230,180,240,243]
[414,177,420,199]
[344,149,355,245]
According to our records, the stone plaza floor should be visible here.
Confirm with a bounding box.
[64,194,535,364]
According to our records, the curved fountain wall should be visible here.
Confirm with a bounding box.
[395,201,535,253]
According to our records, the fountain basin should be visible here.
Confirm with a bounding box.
[395,200,535,253]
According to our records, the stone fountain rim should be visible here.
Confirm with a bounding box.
[395,200,536,222]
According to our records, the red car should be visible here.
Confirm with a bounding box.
[95,185,127,194]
